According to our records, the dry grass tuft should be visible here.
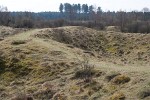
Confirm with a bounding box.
[109,92,125,100]
[11,94,33,100]
[111,75,130,84]
[105,72,121,82]
[11,40,27,45]
[137,87,150,99]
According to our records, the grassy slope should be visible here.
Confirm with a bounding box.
[0,26,150,100]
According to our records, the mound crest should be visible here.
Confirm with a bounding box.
[34,26,108,53]
[33,26,150,64]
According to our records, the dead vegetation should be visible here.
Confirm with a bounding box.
[74,56,95,82]
[11,40,27,45]
[109,92,125,100]
[33,26,150,65]
[0,26,150,99]
[111,75,130,85]
[105,71,121,82]
[34,26,107,52]
[137,86,150,99]
[0,26,28,38]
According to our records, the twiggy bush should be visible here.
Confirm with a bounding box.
[74,57,95,82]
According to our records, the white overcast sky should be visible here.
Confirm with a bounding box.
[0,0,150,12]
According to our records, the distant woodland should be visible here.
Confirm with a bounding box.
[0,3,150,33]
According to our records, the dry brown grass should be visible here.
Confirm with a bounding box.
[109,92,125,100]
[33,26,150,66]
[111,75,130,84]
[0,26,28,38]
[105,72,121,82]
[137,86,150,99]
[0,26,150,100]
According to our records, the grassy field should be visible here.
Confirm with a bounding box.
[0,26,150,100]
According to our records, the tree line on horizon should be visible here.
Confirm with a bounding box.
[58,3,103,22]
[0,3,150,33]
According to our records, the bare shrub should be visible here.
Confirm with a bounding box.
[74,56,95,82]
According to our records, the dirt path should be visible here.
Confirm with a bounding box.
[90,61,150,73]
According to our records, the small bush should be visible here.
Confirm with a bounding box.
[74,57,95,82]
[75,68,95,79]
[111,75,130,84]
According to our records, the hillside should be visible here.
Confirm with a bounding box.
[0,26,150,100]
